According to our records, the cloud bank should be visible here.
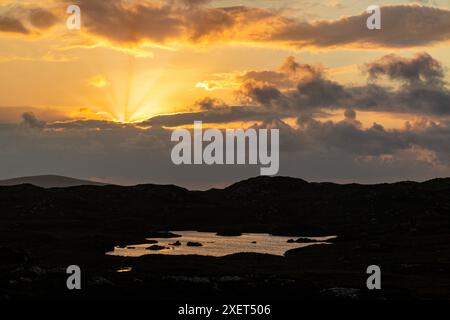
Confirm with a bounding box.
[1,2,449,50]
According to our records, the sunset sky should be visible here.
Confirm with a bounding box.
[0,0,449,189]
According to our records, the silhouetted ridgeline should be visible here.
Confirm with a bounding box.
[0,175,105,188]
[1,176,449,237]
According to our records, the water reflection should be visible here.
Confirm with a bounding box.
[107,231,336,257]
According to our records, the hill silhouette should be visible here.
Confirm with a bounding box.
[1,175,449,235]
[0,175,106,188]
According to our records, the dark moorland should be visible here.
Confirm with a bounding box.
[1,176,450,300]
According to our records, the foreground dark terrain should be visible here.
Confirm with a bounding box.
[1,176,450,301]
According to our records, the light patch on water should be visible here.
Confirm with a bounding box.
[106,231,336,257]
[116,267,132,273]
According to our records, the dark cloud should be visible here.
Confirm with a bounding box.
[63,0,277,45]
[0,107,68,124]
[53,2,450,49]
[28,8,59,30]
[46,119,134,130]
[293,118,409,157]
[239,56,323,90]
[279,56,323,80]
[344,80,450,116]
[365,52,445,86]
[195,97,226,110]
[295,77,350,108]
[271,5,450,48]
[344,109,356,120]
[393,85,450,115]
[141,106,284,127]
[241,84,285,108]
[241,74,349,110]
[63,0,180,44]
[240,71,294,89]
[239,56,349,110]
[239,54,450,116]
[0,6,59,35]
[174,0,211,8]
[0,16,29,34]
[21,112,46,129]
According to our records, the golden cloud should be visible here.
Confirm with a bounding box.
[1,1,449,50]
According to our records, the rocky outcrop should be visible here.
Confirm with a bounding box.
[146,245,167,251]
[186,242,203,247]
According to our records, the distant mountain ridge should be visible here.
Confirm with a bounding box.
[0,175,106,188]
[1,175,449,237]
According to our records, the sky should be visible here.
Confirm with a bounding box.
[0,0,449,189]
